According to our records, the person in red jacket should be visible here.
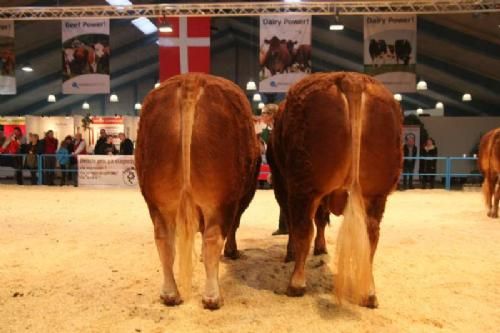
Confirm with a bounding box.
[40,130,58,186]
[0,127,24,184]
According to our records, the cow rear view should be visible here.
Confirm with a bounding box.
[478,127,500,218]
[268,72,402,308]
[135,73,260,309]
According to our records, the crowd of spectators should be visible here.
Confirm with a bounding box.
[0,127,134,185]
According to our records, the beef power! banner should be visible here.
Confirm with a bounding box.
[364,15,416,93]
[62,19,110,94]
[259,15,311,93]
[0,20,16,95]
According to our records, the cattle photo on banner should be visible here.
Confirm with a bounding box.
[158,17,210,81]
[62,19,110,94]
[259,15,311,93]
[364,15,416,93]
[0,20,16,95]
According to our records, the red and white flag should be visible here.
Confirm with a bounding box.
[158,17,211,81]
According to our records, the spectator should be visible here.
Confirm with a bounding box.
[56,140,70,186]
[25,133,43,185]
[40,130,58,186]
[0,127,24,184]
[71,133,87,187]
[104,135,118,155]
[403,133,417,190]
[421,138,438,189]
[258,104,278,144]
[64,135,75,183]
[94,129,107,155]
[118,133,134,155]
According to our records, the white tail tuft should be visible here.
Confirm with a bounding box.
[334,77,373,305]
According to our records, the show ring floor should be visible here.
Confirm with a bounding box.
[0,186,499,333]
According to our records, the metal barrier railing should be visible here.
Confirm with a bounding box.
[401,156,481,190]
[0,154,482,190]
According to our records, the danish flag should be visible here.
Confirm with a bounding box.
[158,17,211,81]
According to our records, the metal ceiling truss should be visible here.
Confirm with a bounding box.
[0,1,499,20]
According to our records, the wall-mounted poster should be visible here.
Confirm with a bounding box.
[62,19,110,94]
[364,15,416,93]
[0,20,16,95]
[259,15,311,93]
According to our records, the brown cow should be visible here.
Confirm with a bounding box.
[261,36,292,76]
[293,44,312,72]
[267,72,402,308]
[135,73,260,310]
[478,127,500,218]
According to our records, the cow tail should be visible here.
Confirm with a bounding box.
[334,77,372,305]
[175,77,203,298]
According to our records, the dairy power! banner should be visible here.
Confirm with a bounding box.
[0,20,16,95]
[78,155,138,187]
[62,19,110,94]
[364,15,416,93]
[259,15,311,93]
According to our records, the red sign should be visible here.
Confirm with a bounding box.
[158,17,211,81]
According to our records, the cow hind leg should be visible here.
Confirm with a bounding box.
[201,205,235,310]
[313,200,329,256]
[223,214,240,260]
[286,195,318,297]
[360,195,389,309]
[484,177,495,217]
[150,207,182,306]
[492,177,500,218]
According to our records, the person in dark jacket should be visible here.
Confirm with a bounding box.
[103,135,118,155]
[403,133,418,189]
[64,135,75,182]
[421,137,438,189]
[94,129,107,155]
[118,133,134,155]
[40,130,58,186]
[25,133,43,185]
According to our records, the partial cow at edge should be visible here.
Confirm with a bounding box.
[135,73,260,310]
[478,127,500,218]
[267,72,402,308]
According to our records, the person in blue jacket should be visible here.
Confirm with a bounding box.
[56,140,70,186]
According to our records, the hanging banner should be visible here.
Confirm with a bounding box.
[259,15,311,93]
[158,17,210,82]
[0,20,16,95]
[62,19,110,94]
[77,155,138,187]
[364,15,416,93]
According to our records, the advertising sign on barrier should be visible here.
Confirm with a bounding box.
[77,155,138,187]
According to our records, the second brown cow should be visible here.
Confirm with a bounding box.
[267,72,402,308]
[478,127,500,218]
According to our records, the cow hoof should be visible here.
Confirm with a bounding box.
[313,247,327,256]
[360,295,379,309]
[286,285,306,297]
[202,296,223,310]
[160,294,183,307]
[223,249,240,260]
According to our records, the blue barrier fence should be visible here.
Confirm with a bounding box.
[0,154,482,190]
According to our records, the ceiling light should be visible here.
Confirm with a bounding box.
[82,102,90,110]
[106,0,132,5]
[253,93,262,102]
[258,102,265,109]
[394,93,402,101]
[110,93,119,103]
[435,102,444,110]
[329,16,344,31]
[416,108,424,115]
[47,94,56,103]
[462,93,472,102]
[132,17,158,35]
[416,80,427,91]
[284,0,301,2]
[159,23,173,33]
[134,103,142,110]
[246,80,257,91]
[154,82,160,89]
[21,64,33,72]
